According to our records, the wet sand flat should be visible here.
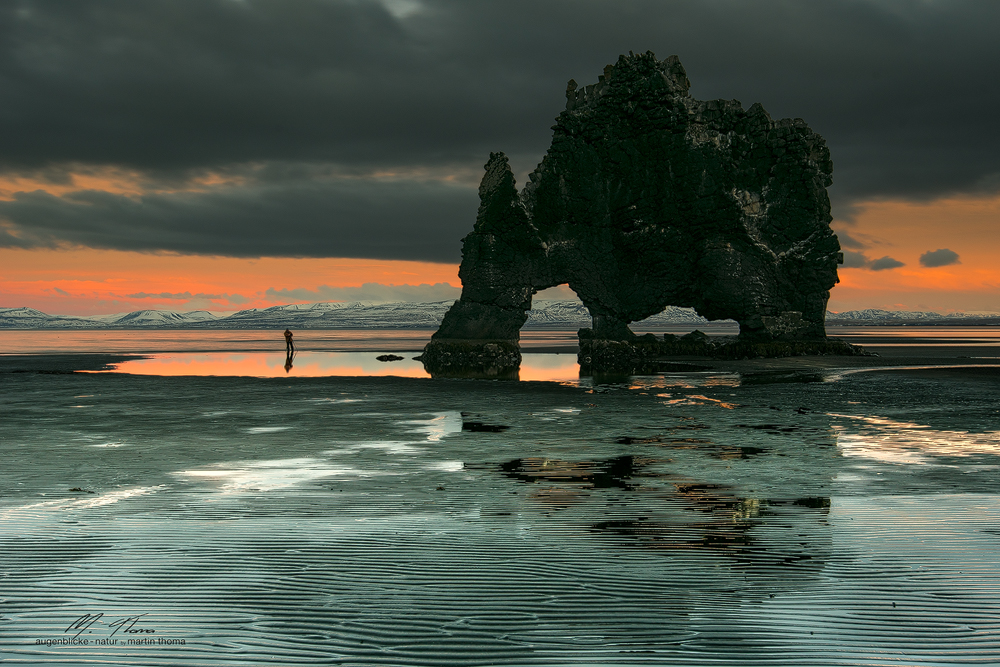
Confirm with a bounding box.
[1,328,999,665]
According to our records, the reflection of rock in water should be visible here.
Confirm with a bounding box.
[499,455,653,490]
[492,409,839,587]
[498,451,832,565]
[739,371,826,385]
[592,489,831,566]
[712,445,768,459]
[615,423,711,444]
[736,423,800,434]
[615,426,772,460]
[616,436,769,459]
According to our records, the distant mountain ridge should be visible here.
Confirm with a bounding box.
[1,303,996,330]
[825,309,1000,323]
[826,308,945,321]
[0,301,712,330]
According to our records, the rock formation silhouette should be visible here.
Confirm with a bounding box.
[421,51,846,377]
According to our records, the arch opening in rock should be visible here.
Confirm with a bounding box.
[420,51,852,377]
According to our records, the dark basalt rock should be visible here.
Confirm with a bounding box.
[462,421,510,433]
[424,51,846,375]
[375,354,405,362]
[416,339,520,379]
[578,335,868,375]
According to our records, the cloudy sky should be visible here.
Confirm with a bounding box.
[1,0,998,314]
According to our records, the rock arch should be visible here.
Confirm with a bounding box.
[421,52,843,376]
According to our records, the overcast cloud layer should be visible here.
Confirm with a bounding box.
[1,0,998,262]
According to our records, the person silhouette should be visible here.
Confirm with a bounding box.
[284,328,294,354]
[284,351,294,373]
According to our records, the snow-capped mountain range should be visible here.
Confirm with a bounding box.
[0,301,712,329]
[0,303,996,329]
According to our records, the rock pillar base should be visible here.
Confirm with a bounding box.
[417,339,522,380]
[578,333,871,375]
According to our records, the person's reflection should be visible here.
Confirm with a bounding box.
[284,350,294,373]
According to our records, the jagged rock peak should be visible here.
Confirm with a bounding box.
[471,152,531,238]
[478,152,516,201]
[565,51,690,111]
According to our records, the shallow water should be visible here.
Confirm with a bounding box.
[3,324,998,355]
[0,329,440,354]
[0,326,737,355]
[1,334,999,665]
[88,351,582,382]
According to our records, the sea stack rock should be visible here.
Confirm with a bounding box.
[421,51,843,376]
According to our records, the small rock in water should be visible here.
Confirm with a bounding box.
[68,487,95,494]
[376,354,405,362]
[463,421,510,432]
[461,411,510,432]
[615,436,662,444]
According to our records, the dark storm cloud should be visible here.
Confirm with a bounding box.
[1,0,998,259]
[919,248,961,267]
[834,230,866,250]
[869,256,905,271]
[840,249,907,271]
[840,250,871,269]
[0,176,476,262]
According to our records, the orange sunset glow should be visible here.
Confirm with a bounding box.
[0,248,460,315]
[3,190,999,316]
[829,193,1000,313]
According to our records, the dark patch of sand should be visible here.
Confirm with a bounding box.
[0,354,143,374]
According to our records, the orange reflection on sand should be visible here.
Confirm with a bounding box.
[659,394,737,409]
[105,352,431,378]
[517,354,580,382]
[629,374,741,391]
[99,351,586,382]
